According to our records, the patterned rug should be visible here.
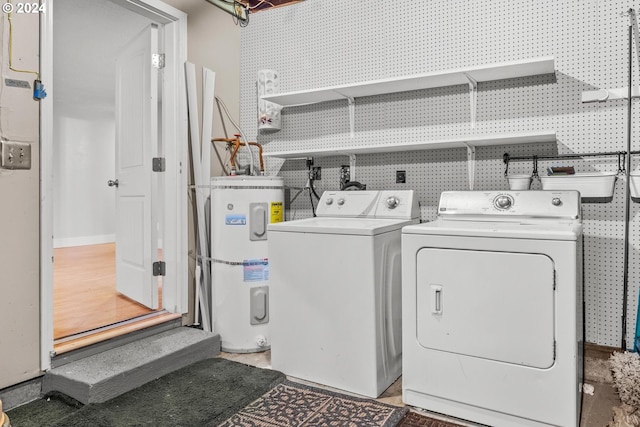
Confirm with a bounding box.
[218,380,409,426]
[396,411,465,427]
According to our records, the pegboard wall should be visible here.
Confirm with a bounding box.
[238,0,640,348]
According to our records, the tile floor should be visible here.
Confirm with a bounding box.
[219,350,622,427]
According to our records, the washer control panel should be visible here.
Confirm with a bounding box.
[316,191,380,217]
[376,191,420,219]
[438,190,580,219]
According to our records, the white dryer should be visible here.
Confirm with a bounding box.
[402,191,583,427]
[268,190,419,398]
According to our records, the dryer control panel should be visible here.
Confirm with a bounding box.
[438,190,581,220]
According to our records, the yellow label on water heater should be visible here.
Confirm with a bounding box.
[270,201,283,223]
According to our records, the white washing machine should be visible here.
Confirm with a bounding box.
[267,190,419,398]
[402,191,583,427]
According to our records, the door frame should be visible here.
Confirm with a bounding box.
[39,0,188,371]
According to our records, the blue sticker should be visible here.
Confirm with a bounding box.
[243,259,269,282]
[225,214,246,225]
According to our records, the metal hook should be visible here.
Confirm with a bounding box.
[618,151,627,174]
[503,153,510,176]
[532,155,539,178]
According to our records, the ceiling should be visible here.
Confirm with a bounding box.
[240,0,303,13]
[53,0,153,115]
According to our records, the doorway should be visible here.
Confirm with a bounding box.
[40,0,189,367]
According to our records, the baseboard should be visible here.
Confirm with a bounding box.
[54,234,115,248]
[584,343,621,360]
[0,376,43,411]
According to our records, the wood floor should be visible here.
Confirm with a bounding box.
[53,243,162,342]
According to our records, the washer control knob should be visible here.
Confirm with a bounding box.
[337,198,345,206]
[386,196,400,209]
[494,195,513,210]
[325,197,334,205]
[551,197,562,206]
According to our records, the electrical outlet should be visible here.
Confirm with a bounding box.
[1,141,31,170]
[311,166,321,180]
[396,170,406,184]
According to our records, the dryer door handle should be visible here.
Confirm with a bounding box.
[431,285,443,314]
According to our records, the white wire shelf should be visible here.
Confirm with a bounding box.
[261,57,555,107]
[264,131,557,159]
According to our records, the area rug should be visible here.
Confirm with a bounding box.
[396,411,465,427]
[8,357,285,427]
[218,380,408,426]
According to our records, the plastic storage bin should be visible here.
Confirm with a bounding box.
[630,172,640,199]
[540,172,617,198]
[507,174,532,190]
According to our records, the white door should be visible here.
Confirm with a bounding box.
[114,24,159,309]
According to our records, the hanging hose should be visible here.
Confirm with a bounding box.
[308,184,316,217]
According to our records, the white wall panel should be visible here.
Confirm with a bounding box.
[241,0,640,347]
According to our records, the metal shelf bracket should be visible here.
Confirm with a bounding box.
[464,73,478,128]
[464,142,476,190]
[347,96,355,139]
[349,153,357,181]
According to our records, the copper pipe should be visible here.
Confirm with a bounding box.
[212,136,242,170]
[246,142,265,172]
[212,135,264,173]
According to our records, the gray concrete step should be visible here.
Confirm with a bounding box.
[43,327,220,404]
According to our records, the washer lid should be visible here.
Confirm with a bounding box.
[268,217,415,235]
[402,219,582,240]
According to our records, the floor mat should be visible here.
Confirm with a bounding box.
[8,357,285,427]
[396,411,465,427]
[218,380,408,427]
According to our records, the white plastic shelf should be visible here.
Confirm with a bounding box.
[264,131,557,159]
[261,57,555,107]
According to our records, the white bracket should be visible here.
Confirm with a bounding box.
[349,153,357,182]
[464,143,476,190]
[581,86,640,102]
[347,96,356,139]
[464,73,478,129]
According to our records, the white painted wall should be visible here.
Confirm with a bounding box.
[52,107,116,247]
[0,9,41,388]
[164,0,241,177]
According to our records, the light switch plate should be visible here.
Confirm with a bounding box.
[1,141,32,170]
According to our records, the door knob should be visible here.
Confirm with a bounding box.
[107,179,119,187]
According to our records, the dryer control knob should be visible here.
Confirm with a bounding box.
[337,198,345,206]
[325,197,334,205]
[551,197,562,206]
[386,196,400,209]
[494,195,513,210]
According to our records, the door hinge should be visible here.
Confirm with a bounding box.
[152,53,165,69]
[152,157,166,172]
[553,340,557,360]
[153,261,166,276]
[553,270,556,290]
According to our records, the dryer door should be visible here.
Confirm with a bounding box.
[416,248,555,368]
